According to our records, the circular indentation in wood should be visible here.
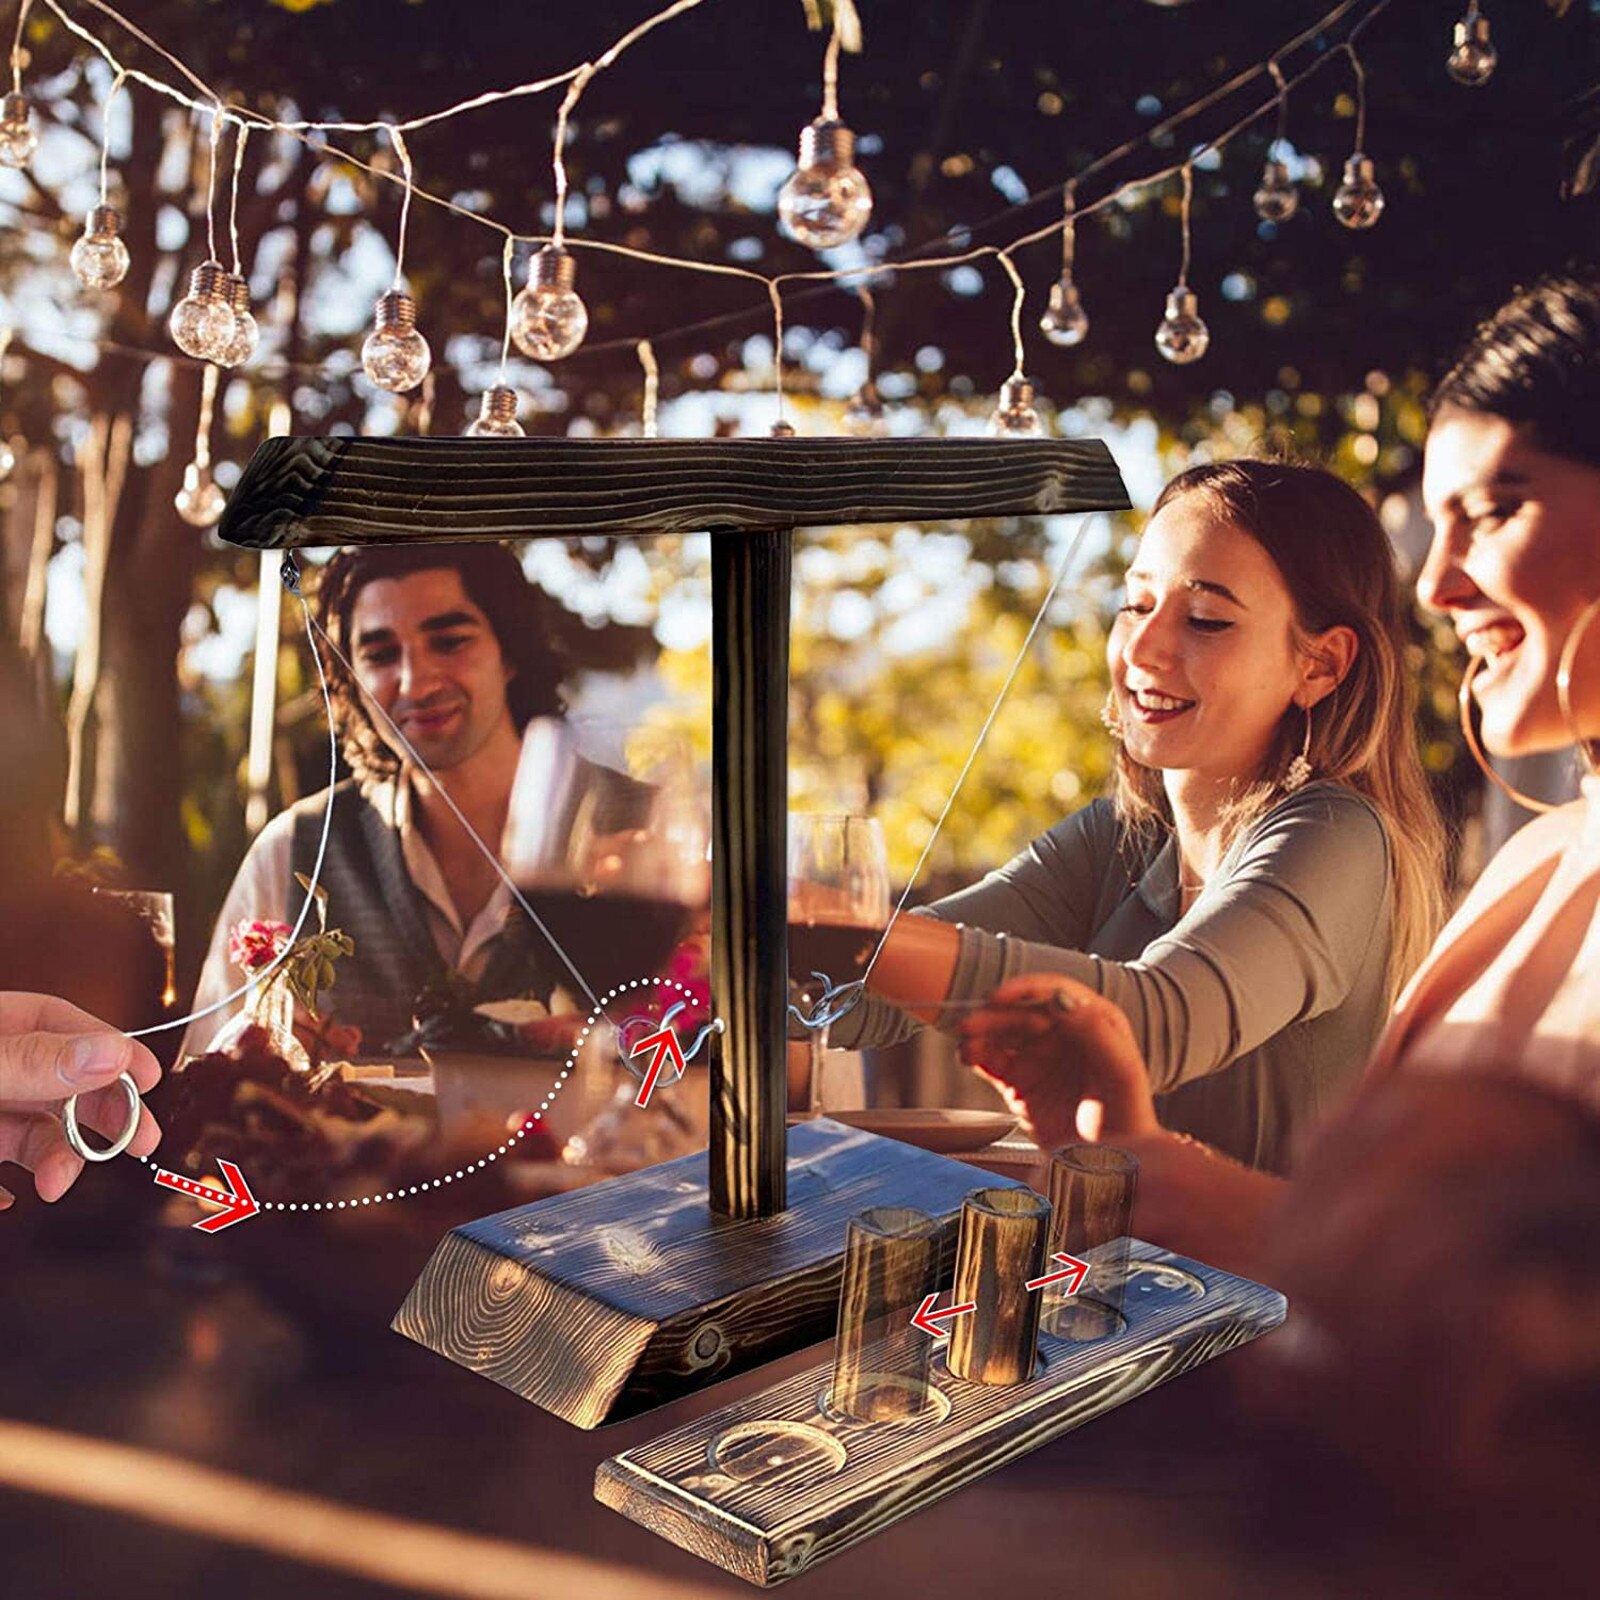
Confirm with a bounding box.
[1125,1259,1206,1300]
[1044,1298,1127,1343]
[818,1375,952,1427]
[709,1421,848,1482]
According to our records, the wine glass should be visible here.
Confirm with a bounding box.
[502,718,710,1015]
[787,814,890,1118]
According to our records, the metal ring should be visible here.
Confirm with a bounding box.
[62,1070,142,1163]
[1556,595,1600,775]
[1457,656,1557,816]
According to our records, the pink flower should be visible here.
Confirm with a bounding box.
[229,918,293,973]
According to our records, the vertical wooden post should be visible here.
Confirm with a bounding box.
[708,525,790,1219]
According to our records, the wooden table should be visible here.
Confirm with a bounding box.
[0,1155,1515,1600]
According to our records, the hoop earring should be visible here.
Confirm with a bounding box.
[1282,702,1314,793]
[1556,595,1600,776]
[1457,656,1557,815]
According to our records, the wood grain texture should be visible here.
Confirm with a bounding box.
[595,1241,1288,1586]
[707,527,788,1219]
[946,1187,1051,1386]
[392,1120,1026,1429]
[216,436,1131,548]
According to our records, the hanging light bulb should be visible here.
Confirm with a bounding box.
[0,93,37,169]
[0,439,16,483]
[770,418,797,438]
[1447,5,1497,86]
[988,376,1044,438]
[778,119,873,250]
[841,379,888,437]
[361,288,431,392]
[1252,157,1299,223]
[215,273,259,368]
[174,459,226,528]
[465,384,525,438]
[1332,154,1385,229]
[70,206,131,290]
[169,262,238,362]
[1155,286,1210,364]
[510,246,589,362]
[1039,273,1091,347]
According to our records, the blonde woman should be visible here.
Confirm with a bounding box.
[828,459,1446,1172]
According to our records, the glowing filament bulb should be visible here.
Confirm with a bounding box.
[1332,154,1385,230]
[169,261,238,363]
[1252,158,1299,223]
[1155,286,1210,364]
[1039,273,1090,347]
[778,119,873,250]
[361,289,431,392]
[988,377,1045,438]
[511,246,589,362]
[0,93,37,169]
[174,460,226,528]
[1448,7,1497,86]
[465,384,525,437]
[71,206,132,290]
[216,273,259,368]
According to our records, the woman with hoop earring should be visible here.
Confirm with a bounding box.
[957,272,1600,1272]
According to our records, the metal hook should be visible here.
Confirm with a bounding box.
[280,550,302,594]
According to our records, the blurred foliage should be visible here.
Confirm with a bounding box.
[2,0,1593,936]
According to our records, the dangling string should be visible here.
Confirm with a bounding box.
[388,124,415,289]
[996,251,1028,382]
[202,100,222,264]
[768,280,787,428]
[226,119,249,277]
[124,575,338,1039]
[1176,163,1196,287]
[97,68,127,207]
[793,513,1102,1033]
[497,235,516,382]
[637,338,659,437]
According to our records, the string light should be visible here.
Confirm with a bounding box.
[1252,59,1299,223]
[989,254,1045,437]
[466,239,525,435]
[511,245,588,361]
[71,69,130,289]
[11,0,1399,427]
[1038,183,1090,347]
[1447,2,1496,87]
[1,2,35,171]
[778,8,872,250]
[1332,44,1385,229]
[841,286,887,436]
[174,362,225,527]
[169,109,237,361]
[360,127,430,392]
[1156,165,1209,365]
[465,384,523,437]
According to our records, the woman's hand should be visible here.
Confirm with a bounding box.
[955,972,1159,1148]
[0,992,162,1209]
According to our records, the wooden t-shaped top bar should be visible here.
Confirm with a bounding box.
[218,435,1129,547]
[220,434,1131,1220]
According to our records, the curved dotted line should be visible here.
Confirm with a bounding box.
[139,978,712,1215]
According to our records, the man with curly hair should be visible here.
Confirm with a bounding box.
[185,542,570,1056]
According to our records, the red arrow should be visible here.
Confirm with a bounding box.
[910,1292,977,1338]
[629,1025,687,1108]
[1026,1252,1091,1294]
[154,1159,261,1233]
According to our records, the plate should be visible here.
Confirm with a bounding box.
[824,1108,1019,1155]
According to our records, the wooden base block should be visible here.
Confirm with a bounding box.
[392,1119,1024,1429]
[595,1240,1287,1585]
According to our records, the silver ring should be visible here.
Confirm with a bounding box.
[62,1070,143,1163]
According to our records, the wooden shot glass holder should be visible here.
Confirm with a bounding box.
[596,1239,1287,1587]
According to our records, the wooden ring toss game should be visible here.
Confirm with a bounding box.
[220,434,1137,1424]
